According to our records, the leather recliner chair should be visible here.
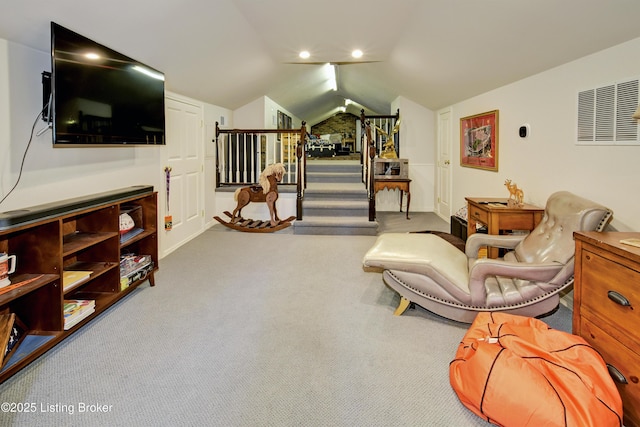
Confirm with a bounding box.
[363,191,613,323]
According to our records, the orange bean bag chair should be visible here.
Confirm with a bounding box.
[450,312,622,427]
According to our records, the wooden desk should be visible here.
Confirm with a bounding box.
[375,179,411,219]
[466,197,544,258]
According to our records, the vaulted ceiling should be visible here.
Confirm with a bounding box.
[2,0,640,126]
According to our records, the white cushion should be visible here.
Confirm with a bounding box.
[363,233,470,292]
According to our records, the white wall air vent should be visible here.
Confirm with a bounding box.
[577,78,639,145]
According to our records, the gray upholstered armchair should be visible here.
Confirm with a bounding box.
[363,191,613,323]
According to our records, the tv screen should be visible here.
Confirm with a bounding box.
[49,22,165,146]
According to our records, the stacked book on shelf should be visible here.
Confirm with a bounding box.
[120,227,144,244]
[62,270,92,292]
[63,299,95,330]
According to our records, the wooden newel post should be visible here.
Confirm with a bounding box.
[367,120,376,221]
[214,121,220,188]
[296,121,306,220]
[368,151,376,221]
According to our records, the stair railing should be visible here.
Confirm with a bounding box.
[215,121,308,219]
[296,122,308,220]
[360,109,400,220]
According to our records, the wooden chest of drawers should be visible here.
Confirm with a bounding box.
[574,231,640,427]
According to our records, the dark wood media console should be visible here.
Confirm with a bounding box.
[0,186,158,383]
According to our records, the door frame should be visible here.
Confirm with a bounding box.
[160,92,205,258]
[436,107,453,222]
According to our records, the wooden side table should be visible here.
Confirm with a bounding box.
[374,179,411,219]
[465,197,544,258]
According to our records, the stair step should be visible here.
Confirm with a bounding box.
[304,182,367,200]
[306,160,361,174]
[303,200,369,217]
[293,216,377,236]
[307,171,361,184]
[297,159,375,235]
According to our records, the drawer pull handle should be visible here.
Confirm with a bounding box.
[607,290,631,307]
[606,364,628,384]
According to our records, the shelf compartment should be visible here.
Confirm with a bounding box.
[62,231,118,257]
[2,221,61,275]
[62,261,118,294]
[62,205,118,234]
[71,290,122,314]
[1,333,59,374]
[121,232,158,271]
[59,293,113,333]
[0,274,59,306]
[66,267,120,295]
[0,313,26,370]
[58,291,114,332]
[120,255,154,290]
[2,276,63,333]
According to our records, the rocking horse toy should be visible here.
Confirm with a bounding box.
[214,163,295,232]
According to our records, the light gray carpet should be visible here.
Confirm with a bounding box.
[0,223,571,426]
[375,211,451,234]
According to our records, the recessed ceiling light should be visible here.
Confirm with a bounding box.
[351,49,363,59]
[299,51,310,59]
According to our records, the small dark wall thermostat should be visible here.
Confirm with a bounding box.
[519,124,530,138]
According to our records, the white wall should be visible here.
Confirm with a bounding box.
[232,97,265,129]
[203,103,232,229]
[233,96,301,130]
[0,40,10,183]
[376,96,435,213]
[0,39,163,214]
[448,37,640,232]
[263,96,302,129]
[0,39,232,256]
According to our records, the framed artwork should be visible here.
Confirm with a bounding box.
[277,110,284,128]
[277,110,284,141]
[276,111,292,141]
[460,110,499,171]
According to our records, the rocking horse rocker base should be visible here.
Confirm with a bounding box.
[214,211,295,233]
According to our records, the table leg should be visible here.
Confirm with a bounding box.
[406,190,410,220]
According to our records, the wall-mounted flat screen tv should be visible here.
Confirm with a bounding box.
[49,22,165,146]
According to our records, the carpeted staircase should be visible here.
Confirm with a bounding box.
[293,160,378,235]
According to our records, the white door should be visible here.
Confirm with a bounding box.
[436,107,453,220]
[163,96,203,255]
